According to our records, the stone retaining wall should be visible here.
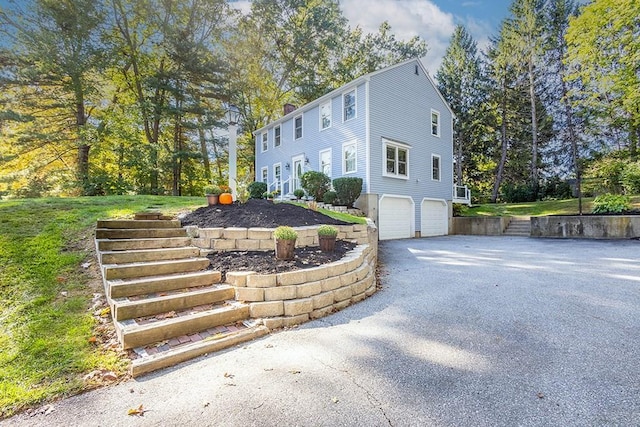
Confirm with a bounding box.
[189,220,378,327]
[452,217,508,235]
[531,215,640,239]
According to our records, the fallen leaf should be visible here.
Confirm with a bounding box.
[102,371,117,382]
[128,404,146,416]
[224,372,234,378]
[289,370,301,374]
[88,336,97,344]
[537,392,545,399]
[331,397,339,403]
[81,262,92,269]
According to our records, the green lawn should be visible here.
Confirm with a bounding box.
[461,196,640,217]
[0,195,203,418]
[0,195,365,418]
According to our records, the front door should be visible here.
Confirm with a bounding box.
[292,154,304,192]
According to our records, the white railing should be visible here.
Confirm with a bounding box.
[453,185,471,205]
[268,177,292,200]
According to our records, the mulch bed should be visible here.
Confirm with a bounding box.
[208,241,357,280]
[180,199,359,276]
[180,198,351,228]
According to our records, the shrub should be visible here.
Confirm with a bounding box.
[540,177,572,200]
[247,181,267,199]
[273,225,297,240]
[592,194,631,214]
[501,183,536,203]
[317,225,338,237]
[452,203,468,217]
[621,161,640,194]
[300,171,331,201]
[332,177,362,207]
[293,188,305,199]
[322,190,337,204]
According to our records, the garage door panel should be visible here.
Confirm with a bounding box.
[379,196,412,240]
[421,200,448,237]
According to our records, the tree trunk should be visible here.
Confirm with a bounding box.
[528,56,539,197]
[74,94,90,193]
[491,80,509,203]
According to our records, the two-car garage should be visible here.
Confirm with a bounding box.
[377,195,448,240]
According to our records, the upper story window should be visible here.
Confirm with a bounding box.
[432,154,441,181]
[261,166,268,183]
[294,115,303,139]
[319,149,331,177]
[431,109,440,137]
[343,141,357,174]
[261,132,268,152]
[384,140,409,179]
[320,101,331,130]
[274,125,281,147]
[343,89,356,122]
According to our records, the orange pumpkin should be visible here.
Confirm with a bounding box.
[219,192,233,205]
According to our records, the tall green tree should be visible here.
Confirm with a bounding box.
[565,0,640,159]
[435,25,485,187]
[0,0,106,194]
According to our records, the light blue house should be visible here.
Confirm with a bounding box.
[254,58,470,240]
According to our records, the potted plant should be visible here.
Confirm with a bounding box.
[274,226,297,260]
[317,225,338,252]
[204,185,221,206]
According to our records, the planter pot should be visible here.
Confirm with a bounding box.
[318,236,336,252]
[275,238,296,260]
[206,194,219,206]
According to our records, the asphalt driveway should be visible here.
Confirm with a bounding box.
[3,236,639,426]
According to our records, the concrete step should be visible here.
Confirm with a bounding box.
[103,258,211,280]
[97,237,191,251]
[130,323,269,377]
[113,285,236,321]
[504,219,530,236]
[100,247,200,264]
[97,219,181,229]
[96,228,187,239]
[109,270,222,298]
[117,302,250,349]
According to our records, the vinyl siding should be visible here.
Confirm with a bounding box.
[255,84,367,192]
[368,61,454,232]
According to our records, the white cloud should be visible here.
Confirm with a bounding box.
[341,0,458,74]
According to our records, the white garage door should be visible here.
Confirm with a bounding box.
[421,199,448,237]
[379,195,413,240]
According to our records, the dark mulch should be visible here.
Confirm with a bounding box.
[181,199,359,276]
[180,198,351,228]
[208,240,357,280]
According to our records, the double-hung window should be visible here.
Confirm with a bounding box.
[320,102,331,130]
[342,141,357,174]
[294,115,303,140]
[319,149,331,177]
[261,132,268,152]
[343,90,356,122]
[431,109,440,137]
[431,154,441,181]
[274,125,281,147]
[383,139,409,179]
[274,163,281,185]
[261,166,268,183]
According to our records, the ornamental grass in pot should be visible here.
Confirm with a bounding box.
[274,226,297,260]
[317,225,338,252]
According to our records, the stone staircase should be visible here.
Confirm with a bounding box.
[95,215,268,377]
[503,217,531,236]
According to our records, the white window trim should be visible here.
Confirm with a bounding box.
[343,89,356,122]
[319,148,332,177]
[273,162,281,191]
[431,154,441,182]
[261,132,268,152]
[274,125,281,147]
[261,166,268,183]
[382,139,410,180]
[431,109,441,137]
[319,101,331,131]
[294,115,303,140]
[342,140,357,174]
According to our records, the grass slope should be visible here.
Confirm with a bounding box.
[462,196,640,217]
[0,196,202,418]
